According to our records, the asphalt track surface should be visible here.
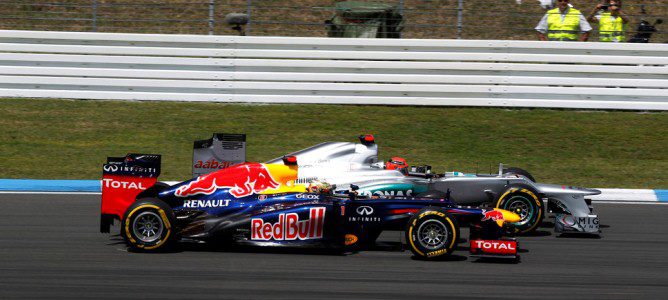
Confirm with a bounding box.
[1,194,667,299]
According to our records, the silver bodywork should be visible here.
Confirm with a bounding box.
[192,133,246,177]
[269,140,601,234]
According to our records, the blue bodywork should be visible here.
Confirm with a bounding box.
[155,182,491,248]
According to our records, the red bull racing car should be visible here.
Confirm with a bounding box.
[100,154,522,260]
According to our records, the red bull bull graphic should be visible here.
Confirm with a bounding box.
[251,207,326,241]
[481,209,505,222]
[175,163,279,198]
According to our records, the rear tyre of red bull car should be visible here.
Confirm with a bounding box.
[405,207,459,260]
[495,185,543,235]
[121,199,177,252]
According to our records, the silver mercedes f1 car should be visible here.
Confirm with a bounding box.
[264,135,601,235]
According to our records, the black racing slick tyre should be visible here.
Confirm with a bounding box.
[121,199,176,252]
[495,185,543,235]
[405,207,459,260]
[503,167,536,182]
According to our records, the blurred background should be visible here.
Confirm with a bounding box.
[0,0,665,42]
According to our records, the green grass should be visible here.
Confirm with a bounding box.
[1,98,666,188]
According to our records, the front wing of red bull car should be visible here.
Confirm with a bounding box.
[101,154,524,260]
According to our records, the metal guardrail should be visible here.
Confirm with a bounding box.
[0,30,666,110]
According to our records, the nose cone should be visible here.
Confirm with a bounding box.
[494,208,521,227]
[262,163,306,194]
[264,163,298,186]
[500,209,521,223]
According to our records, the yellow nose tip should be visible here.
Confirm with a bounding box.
[494,208,521,227]
[501,209,522,223]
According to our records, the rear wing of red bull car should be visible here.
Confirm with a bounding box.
[100,153,161,233]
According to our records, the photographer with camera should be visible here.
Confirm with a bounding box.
[535,0,591,41]
[588,0,629,42]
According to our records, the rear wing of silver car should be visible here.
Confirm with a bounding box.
[192,133,246,177]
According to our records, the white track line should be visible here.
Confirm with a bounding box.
[0,191,101,195]
[590,201,668,205]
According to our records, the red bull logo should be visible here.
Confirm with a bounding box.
[175,163,279,198]
[251,207,326,241]
[481,209,505,222]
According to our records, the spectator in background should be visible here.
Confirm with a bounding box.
[588,0,629,42]
[535,0,592,41]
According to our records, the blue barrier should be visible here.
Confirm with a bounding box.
[0,179,100,192]
[656,190,668,202]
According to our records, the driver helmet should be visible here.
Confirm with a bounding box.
[386,156,408,170]
[307,180,333,194]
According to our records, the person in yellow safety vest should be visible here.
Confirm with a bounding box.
[535,0,592,41]
[587,0,629,42]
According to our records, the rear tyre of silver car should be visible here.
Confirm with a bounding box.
[496,185,543,235]
[503,167,536,182]
[405,207,459,260]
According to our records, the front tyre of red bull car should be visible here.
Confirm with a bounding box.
[405,207,460,260]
